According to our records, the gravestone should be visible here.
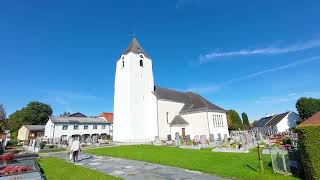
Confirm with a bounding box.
[224,134,228,143]
[175,132,180,147]
[200,135,207,144]
[194,135,200,143]
[217,133,221,141]
[167,134,172,141]
[154,136,161,145]
[185,135,191,142]
[209,134,215,142]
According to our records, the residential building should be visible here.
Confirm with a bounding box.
[253,111,301,134]
[298,111,320,127]
[17,125,45,142]
[44,112,111,141]
[98,112,113,137]
[113,37,229,142]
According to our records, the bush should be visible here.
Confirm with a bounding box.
[282,138,292,145]
[296,126,320,179]
[39,142,45,150]
[10,131,18,140]
[6,140,18,147]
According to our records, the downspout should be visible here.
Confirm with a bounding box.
[206,109,211,137]
[156,99,160,138]
[53,124,55,139]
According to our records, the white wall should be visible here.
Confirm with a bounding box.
[44,119,111,139]
[276,112,300,133]
[182,111,229,139]
[156,99,229,140]
[113,52,157,142]
[157,99,185,140]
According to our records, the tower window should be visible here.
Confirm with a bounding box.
[140,59,143,67]
[122,61,124,68]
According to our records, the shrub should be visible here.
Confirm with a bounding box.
[282,138,292,145]
[39,142,45,150]
[6,140,18,147]
[296,126,320,179]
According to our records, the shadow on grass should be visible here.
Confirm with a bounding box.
[37,162,47,180]
[246,165,258,172]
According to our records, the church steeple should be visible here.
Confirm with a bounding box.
[122,36,150,58]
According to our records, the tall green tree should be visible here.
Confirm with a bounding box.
[226,110,243,130]
[8,101,53,132]
[241,112,250,130]
[296,97,320,120]
[60,112,71,117]
[0,104,6,121]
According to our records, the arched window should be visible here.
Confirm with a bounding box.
[140,59,143,67]
[166,112,169,123]
[122,61,124,68]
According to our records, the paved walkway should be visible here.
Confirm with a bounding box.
[42,152,225,180]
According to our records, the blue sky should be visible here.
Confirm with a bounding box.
[1,0,320,120]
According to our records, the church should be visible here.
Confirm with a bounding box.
[113,37,229,142]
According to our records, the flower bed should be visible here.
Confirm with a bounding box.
[0,165,33,176]
[0,154,15,164]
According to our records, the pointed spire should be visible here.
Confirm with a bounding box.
[122,36,150,58]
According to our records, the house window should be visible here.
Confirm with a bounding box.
[140,59,143,67]
[122,61,124,68]
[101,125,106,129]
[74,125,79,130]
[166,112,169,123]
[93,125,97,129]
[62,125,68,130]
[84,125,88,130]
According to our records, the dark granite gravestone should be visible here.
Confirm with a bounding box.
[167,134,172,141]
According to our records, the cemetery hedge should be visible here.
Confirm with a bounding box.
[296,126,320,180]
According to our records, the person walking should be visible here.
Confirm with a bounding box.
[70,137,81,162]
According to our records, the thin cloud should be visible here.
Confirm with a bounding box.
[186,84,220,94]
[222,56,320,86]
[199,39,320,63]
[189,56,320,94]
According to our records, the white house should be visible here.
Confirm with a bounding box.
[253,111,301,134]
[113,37,229,142]
[44,112,112,141]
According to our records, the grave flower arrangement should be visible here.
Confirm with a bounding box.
[0,165,33,176]
[0,154,15,164]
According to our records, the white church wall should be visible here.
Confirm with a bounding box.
[113,52,157,142]
[181,112,210,138]
[113,54,132,141]
[157,99,185,140]
[207,112,229,139]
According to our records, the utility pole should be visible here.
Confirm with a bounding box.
[257,144,264,173]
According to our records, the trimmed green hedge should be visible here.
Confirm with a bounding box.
[296,126,320,180]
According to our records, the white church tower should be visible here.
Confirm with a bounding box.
[113,36,158,142]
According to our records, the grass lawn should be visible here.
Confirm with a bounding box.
[85,145,298,180]
[37,157,122,180]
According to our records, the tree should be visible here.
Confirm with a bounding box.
[296,97,320,120]
[226,113,232,129]
[241,112,250,130]
[8,101,53,132]
[60,112,71,117]
[0,104,6,121]
[226,110,243,130]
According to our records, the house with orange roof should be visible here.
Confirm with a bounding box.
[298,111,320,127]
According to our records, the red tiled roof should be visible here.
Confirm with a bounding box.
[98,112,113,123]
[298,111,320,127]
